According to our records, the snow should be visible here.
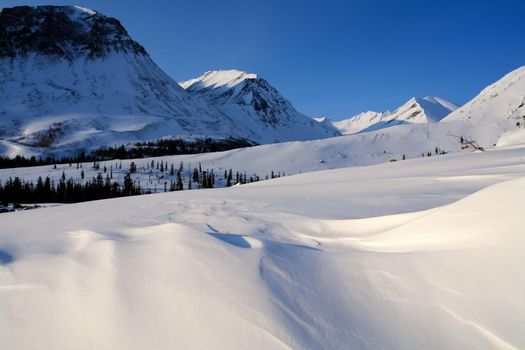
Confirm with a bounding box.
[333,111,385,134]
[72,6,97,16]
[179,69,258,89]
[1,142,524,349]
[0,52,249,154]
[496,128,525,147]
[442,65,525,147]
[1,8,524,348]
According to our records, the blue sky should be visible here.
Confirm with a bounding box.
[2,0,525,120]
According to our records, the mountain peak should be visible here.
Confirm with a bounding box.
[180,69,340,142]
[180,69,258,90]
[0,5,145,59]
[394,96,459,123]
[329,96,458,135]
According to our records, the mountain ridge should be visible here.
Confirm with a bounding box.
[180,69,341,143]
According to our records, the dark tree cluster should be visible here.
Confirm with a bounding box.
[0,137,255,169]
[0,173,142,205]
[91,137,255,160]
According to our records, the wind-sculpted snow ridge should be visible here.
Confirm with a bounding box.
[180,70,341,143]
[1,144,525,349]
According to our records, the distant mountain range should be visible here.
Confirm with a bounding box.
[322,96,459,135]
[0,5,523,159]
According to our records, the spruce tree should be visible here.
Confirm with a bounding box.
[176,171,183,191]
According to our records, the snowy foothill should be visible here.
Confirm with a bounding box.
[1,138,525,349]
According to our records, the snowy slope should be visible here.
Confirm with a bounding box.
[389,96,459,123]
[332,96,458,135]
[332,111,386,134]
[441,65,525,146]
[312,116,341,135]
[1,143,524,349]
[0,121,477,194]
[180,70,341,143]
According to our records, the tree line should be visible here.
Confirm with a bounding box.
[0,173,142,205]
[0,137,255,169]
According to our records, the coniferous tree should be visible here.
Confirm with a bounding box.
[192,168,199,183]
[123,173,134,196]
[176,171,184,191]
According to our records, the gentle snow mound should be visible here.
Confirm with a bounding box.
[1,147,524,349]
[496,129,525,147]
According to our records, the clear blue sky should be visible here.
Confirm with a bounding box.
[2,0,525,120]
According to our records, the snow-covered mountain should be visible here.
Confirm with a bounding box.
[0,6,337,157]
[180,70,341,143]
[0,6,254,154]
[332,96,459,135]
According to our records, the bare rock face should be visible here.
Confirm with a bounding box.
[0,6,146,59]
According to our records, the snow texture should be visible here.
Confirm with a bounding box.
[1,141,524,349]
